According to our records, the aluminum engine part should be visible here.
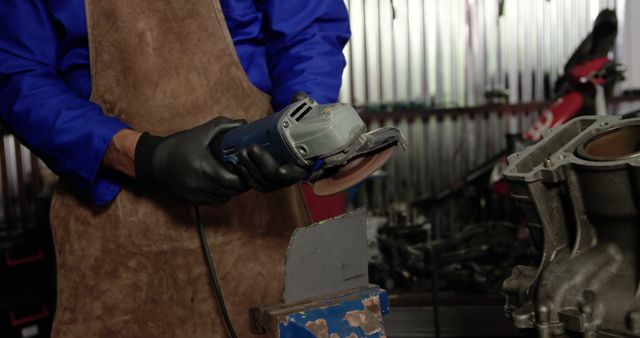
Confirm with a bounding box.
[503,116,640,337]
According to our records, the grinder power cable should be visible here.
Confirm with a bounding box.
[211,93,407,195]
[194,205,237,338]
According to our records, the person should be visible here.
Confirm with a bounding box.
[0,0,350,205]
[0,1,350,337]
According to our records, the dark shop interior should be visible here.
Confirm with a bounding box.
[1,0,640,337]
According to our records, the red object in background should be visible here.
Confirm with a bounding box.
[568,56,609,82]
[10,303,49,326]
[491,179,511,198]
[5,247,45,267]
[301,183,346,222]
[523,91,584,142]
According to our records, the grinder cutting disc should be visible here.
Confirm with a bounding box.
[312,146,396,196]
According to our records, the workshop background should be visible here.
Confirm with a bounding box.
[2,0,640,337]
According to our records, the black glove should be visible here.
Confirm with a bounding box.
[135,117,249,204]
[235,144,307,193]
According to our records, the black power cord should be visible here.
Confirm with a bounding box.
[194,206,237,338]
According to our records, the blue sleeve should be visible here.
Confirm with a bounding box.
[259,0,351,110]
[0,1,129,205]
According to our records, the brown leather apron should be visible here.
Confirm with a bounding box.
[49,0,311,336]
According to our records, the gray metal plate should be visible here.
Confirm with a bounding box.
[283,208,369,303]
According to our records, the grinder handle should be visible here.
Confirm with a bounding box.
[209,112,299,167]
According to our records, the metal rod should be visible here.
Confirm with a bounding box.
[0,137,13,228]
[348,0,356,106]
[430,249,441,338]
[420,0,427,105]
[14,141,27,228]
[362,0,370,105]
[377,0,384,106]
[30,156,41,203]
[405,0,412,103]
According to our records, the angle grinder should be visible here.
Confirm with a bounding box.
[211,94,406,196]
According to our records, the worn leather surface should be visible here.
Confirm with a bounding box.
[49,0,310,337]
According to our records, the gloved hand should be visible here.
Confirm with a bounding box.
[134,117,249,204]
[235,144,307,193]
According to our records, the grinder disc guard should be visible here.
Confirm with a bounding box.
[311,127,405,196]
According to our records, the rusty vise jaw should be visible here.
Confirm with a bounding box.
[250,208,389,338]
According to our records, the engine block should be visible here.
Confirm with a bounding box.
[503,116,640,337]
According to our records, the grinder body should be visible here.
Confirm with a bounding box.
[216,112,300,167]
[214,97,367,169]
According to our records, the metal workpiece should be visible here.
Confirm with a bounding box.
[252,208,389,338]
[283,208,369,303]
[502,116,640,337]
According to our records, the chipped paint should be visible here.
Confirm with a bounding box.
[305,319,329,338]
[274,287,388,338]
[343,296,385,335]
